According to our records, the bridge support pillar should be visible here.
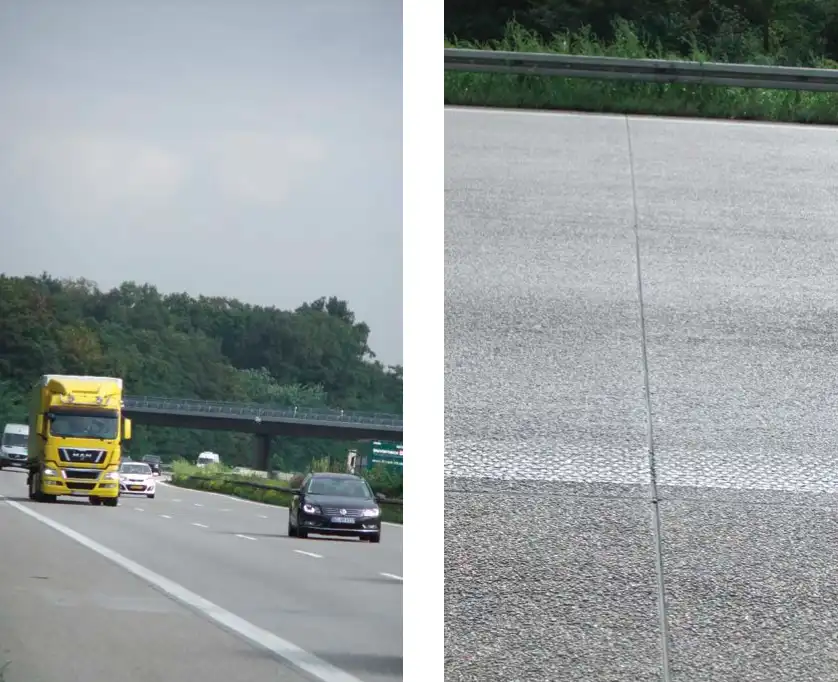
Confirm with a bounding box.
[255,434,272,474]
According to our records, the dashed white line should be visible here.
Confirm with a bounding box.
[172,498,182,502]
[160,514,172,519]
[219,508,231,512]
[258,514,268,519]
[380,572,403,582]
[293,550,322,559]
[193,503,203,507]
[191,522,209,529]
[135,508,144,512]
[235,534,257,541]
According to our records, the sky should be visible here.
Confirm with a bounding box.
[0,0,403,365]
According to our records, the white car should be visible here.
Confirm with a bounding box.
[119,462,156,498]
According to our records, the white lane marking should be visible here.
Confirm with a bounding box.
[172,498,182,502]
[219,508,231,512]
[193,503,203,507]
[258,514,268,519]
[380,572,403,582]
[158,481,403,528]
[235,534,256,541]
[135,508,144,512]
[191,522,208,529]
[294,550,322,559]
[5,500,364,682]
[160,514,172,519]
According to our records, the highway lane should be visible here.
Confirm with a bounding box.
[445,107,838,681]
[0,468,403,682]
[0,485,313,682]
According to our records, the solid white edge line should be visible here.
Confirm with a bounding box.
[293,550,323,559]
[380,572,403,581]
[235,534,256,541]
[158,481,404,528]
[4,499,365,682]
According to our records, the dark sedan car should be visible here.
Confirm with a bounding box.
[288,472,382,543]
[141,454,162,475]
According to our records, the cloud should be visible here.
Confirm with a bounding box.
[206,132,327,206]
[3,132,187,217]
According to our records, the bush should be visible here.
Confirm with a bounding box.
[169,467,402,524]
[445,20,838,125]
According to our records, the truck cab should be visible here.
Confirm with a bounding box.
[27,374,132,507]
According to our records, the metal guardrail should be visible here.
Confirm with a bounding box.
[123,396,403,428]
[178,474,404,508]
[445,47,838,92]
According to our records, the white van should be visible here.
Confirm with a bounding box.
[1,423,29,469]
[196,451,220,468]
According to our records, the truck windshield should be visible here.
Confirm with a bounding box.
[49,413,119,440]
[2,434,27,448]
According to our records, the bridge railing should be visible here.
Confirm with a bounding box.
[122,396,404,428]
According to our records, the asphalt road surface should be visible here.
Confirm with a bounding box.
[0,467,402,682]
[445,107,838,682]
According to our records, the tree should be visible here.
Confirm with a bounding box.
[0,275,402,468]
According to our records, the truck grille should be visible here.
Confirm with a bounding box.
[58,448,106,464]
[64,469,101,480]
[322,507,364,518]
[66,481,95,490]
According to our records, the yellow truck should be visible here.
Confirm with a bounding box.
[26,374,132,507]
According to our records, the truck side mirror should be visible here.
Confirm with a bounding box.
[123,418,132,441]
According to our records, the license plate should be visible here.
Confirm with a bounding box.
[129,485,143,490]
[331,517,355,524]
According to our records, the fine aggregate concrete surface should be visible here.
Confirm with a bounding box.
[445,107,838,682]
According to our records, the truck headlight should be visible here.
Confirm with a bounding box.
[43,467,65,479]
[103,472,120,480]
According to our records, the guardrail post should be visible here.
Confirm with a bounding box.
[254,433,272,475]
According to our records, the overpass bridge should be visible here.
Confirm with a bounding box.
[121,396,403,470]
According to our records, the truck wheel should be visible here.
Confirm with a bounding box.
[27,472,36,500]
[29,471,44,502]
[89,496,102,506]
[103,497,119,507]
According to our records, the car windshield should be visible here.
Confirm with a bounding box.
[121,463,151,475]
[2,433,27,448]
[49,412,118,440]
[307,477,372,498]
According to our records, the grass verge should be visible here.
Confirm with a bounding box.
[445,20,838,125]
[169,461,403,524]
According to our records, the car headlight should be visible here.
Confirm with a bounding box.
[361,507,381,517]
[103,471,120,480]
[302,503,321,514]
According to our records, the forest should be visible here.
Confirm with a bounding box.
[446,0,838,66]
[0,274,402,472]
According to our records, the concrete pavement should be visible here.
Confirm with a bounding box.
[445,107,838,681]
[0,467,402,682]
